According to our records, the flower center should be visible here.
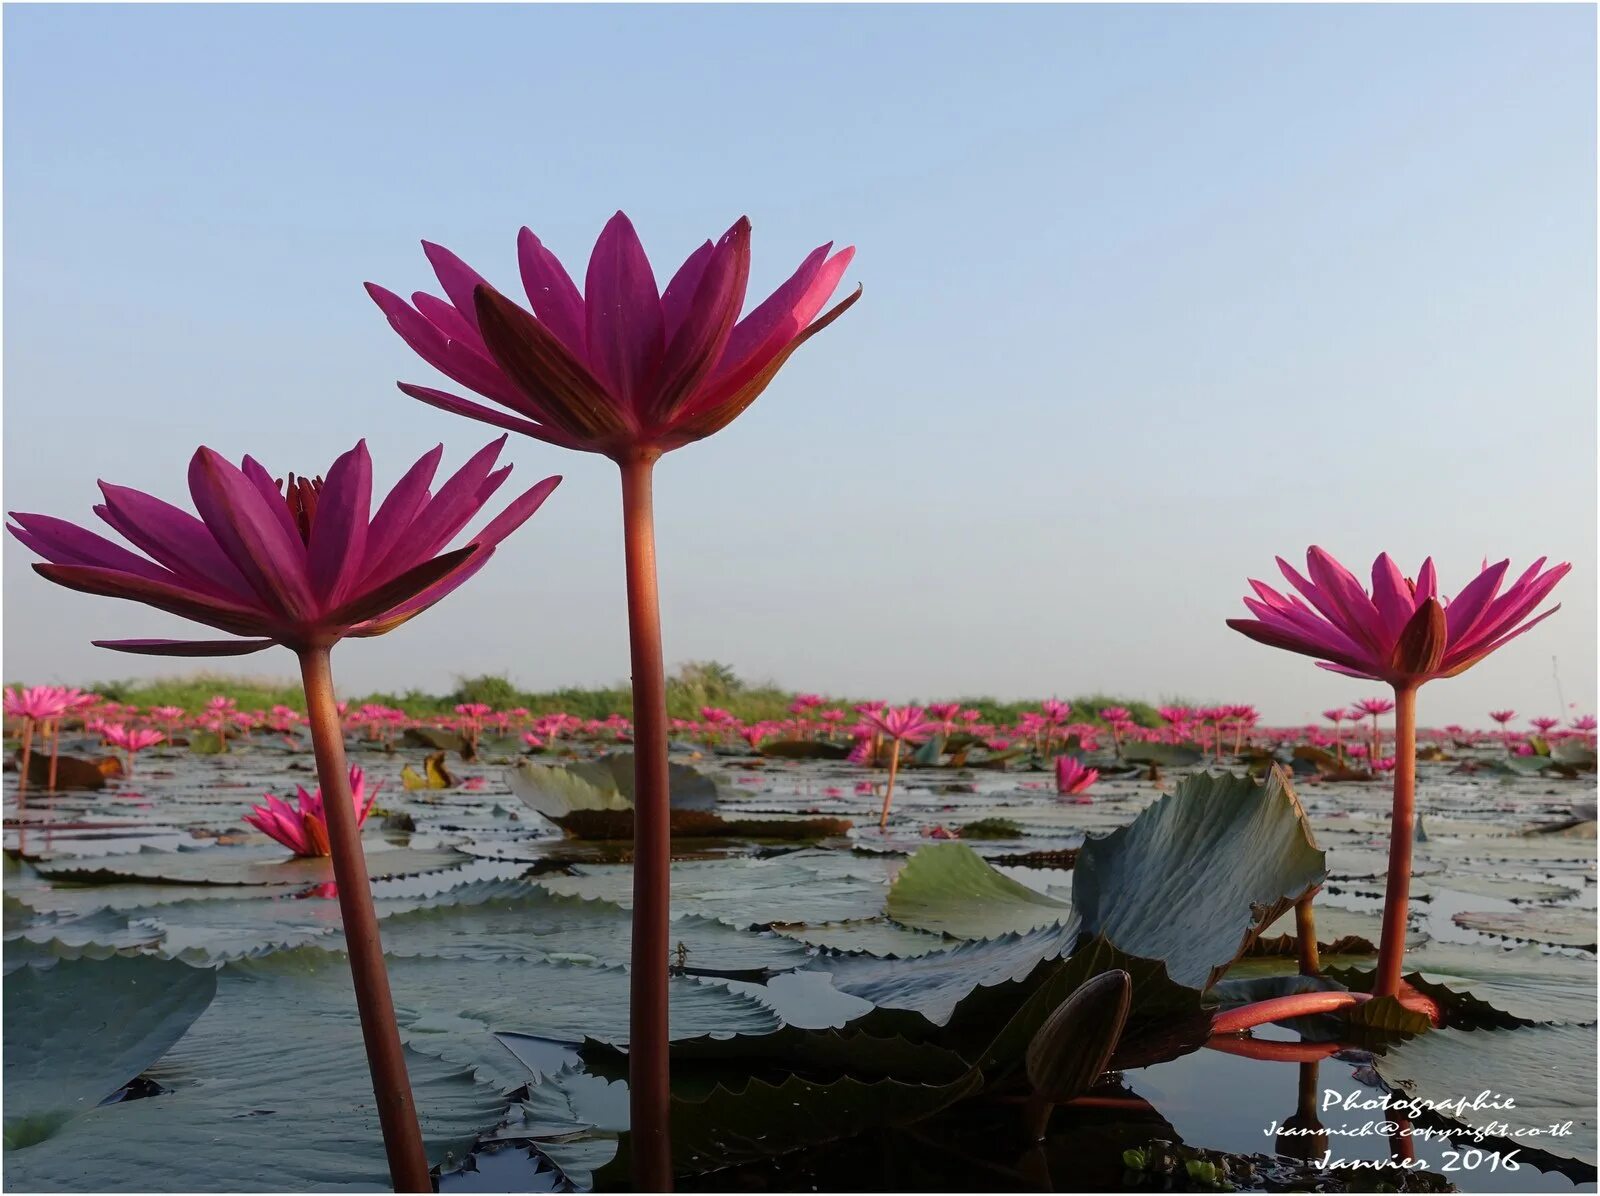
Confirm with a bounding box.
[279,474,324,545]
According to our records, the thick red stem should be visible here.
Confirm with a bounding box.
[1374,684,1417,998]
[620,453,673,1191]
[1206,1036,1342,1064]
[1210,990,1370,1035]
[298,646,431,1192]
[1294,892,1321,977]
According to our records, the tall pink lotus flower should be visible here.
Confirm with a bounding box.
[1529,716,1561,738]
[244,766,379,857]
[860,705,935,829]
[1322,708,1351,765]
[100,724,165,773]
[1099,706,1132,757]
[1488,708,1518,752]
[1354,696,1395,763]
[1054,756,1099,800]
[1229,548,1567,1002]
[9,438,558,1193]
[4,685,72,798]
[369,212,856,1189]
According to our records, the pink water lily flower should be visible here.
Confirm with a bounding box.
[244,766,380,857]
[1228,548,1569,687]
[1227,547,1567,1008]
[1054,756,1099,798]
[368,212,858,460]
[8,438,560,656]
[861,705,936,743]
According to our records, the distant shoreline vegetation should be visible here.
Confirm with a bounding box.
[7,661,1170,728]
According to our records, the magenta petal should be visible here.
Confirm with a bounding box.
[413,292,484,348]
[716,242,830,375]
[6,513,176,585]
[396,384,583,451]
[470,475,562,549]
[1304,548,1388,656]
[33,563,272,637]
[660,238,715,344]
[94,483,256,601]
[368,438,505,582]
[422,240,495,333]
[1443,559,1509,642]
[361,443,444,584]
[238,455,303,544]
[583,211,664,410]
[187,449,315,620]
[649,218,752,424]
[306,440,372,607]
[94,637,277,656]
[516,227,588,358]
[1369,553,1415,641]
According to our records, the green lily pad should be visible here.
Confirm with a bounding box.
[1452,908,1597,951]
[2,953,504,1189]
[1374,1024,1596,1165]
[375,884,811,974]
[885,842,1071,940]
[4,955,217,1150]
[533,858,885,929]
[1331,941,1597,1027]
[775,919,950,958]
[1072,769,1325,989]
[33,844,470,887]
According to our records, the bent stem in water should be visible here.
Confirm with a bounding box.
[619,452,673,1192]
[298,645,431,1192]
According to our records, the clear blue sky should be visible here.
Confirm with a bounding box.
[4,4,1594,727]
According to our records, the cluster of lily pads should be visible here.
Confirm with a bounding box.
[4,700,1594,1190]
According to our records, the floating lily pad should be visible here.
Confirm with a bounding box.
[1374,1024,1596,1166]
[534,858,885,929]
[775,919,950,959]
[375,884,812,974]
[1451,908,1597,951]
[4,955,217,1150]
[2,953,504,1189]
[886,842,1071,940]
[33,844,470,887]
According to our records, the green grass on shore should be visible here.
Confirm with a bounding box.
[15,661,1172,728]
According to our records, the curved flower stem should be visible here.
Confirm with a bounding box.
[619,453,673,1192]
[878,739,903,830]
[1374,684,1418,998]
[298,646,431,1193]
[1206,1035,1342,1064]
[1210,990,1370,1035]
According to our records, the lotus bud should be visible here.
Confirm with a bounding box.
[1024,968,1133,1104]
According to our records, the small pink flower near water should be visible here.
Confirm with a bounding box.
[1055,756,1099,798]
[244,766,380,857]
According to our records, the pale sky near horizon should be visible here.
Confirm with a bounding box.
[3,3,1594,728]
